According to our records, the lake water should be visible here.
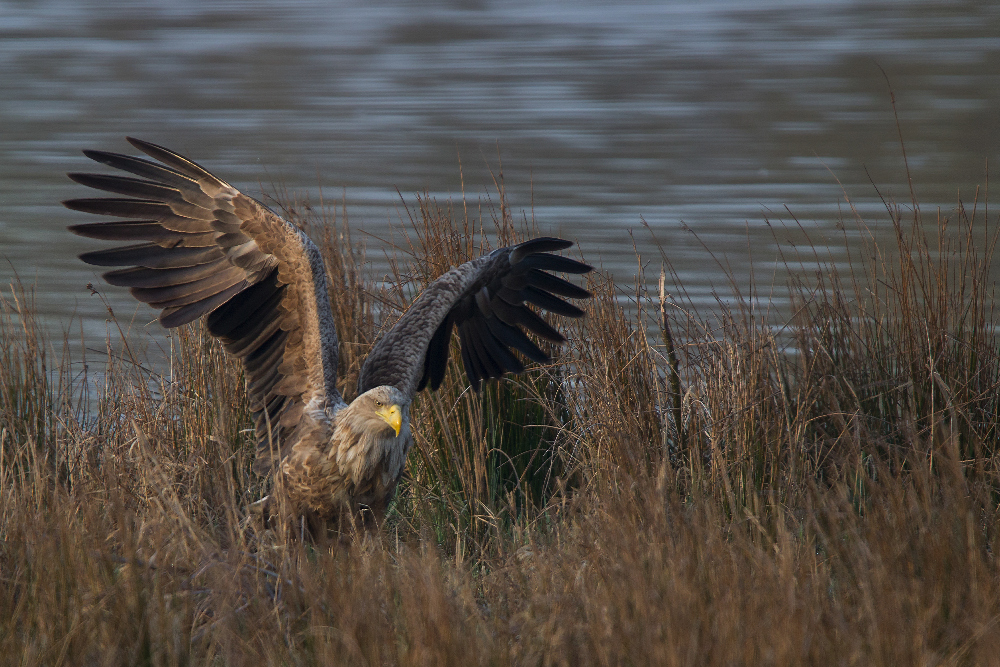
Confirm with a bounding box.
[2,0,999,351]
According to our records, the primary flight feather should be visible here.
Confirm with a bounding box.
[65,137,592,528]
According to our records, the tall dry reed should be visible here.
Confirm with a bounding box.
[1,168,998,665]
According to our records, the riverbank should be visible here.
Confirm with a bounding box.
[2,185,998,664]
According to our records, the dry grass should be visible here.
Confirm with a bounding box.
[2,172,1000,665]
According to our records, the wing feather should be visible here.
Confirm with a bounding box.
[511,253,592,275]
[418,314,454,391]
[358,236,592,396]
[458,325,482,387]
[129,266,246,307]
[207,272,284,339]
[460,319,502,379]
[69,221,216,246]
[486,316,549,363]
[66,138,345,476]
[522,285,586,318]
[158,282,248,328]
[470,316,525,375]
[79,243,223,269]
[524,269,592,299]
[68,172,216,209]
[224,312,285,358]
[102,259,229,288]
[81,149,203,192]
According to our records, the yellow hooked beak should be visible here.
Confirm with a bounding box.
[376,404,402,437]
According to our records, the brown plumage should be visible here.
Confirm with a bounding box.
[65,137,592,531]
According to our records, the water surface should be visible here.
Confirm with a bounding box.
[1,0,998,349]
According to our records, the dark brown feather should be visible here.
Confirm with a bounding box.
[513,252,592,274]
[471,316,524,375]
[223,308,285,358]
[127,137,229,189]
[486,316,549,363]
[70,221,214,247]
[358,236,591,396]
[82,149,200,191]
[68,172,214,209]
[80,243,223,269]
[206,269,283,337]
[63,198,174,219]
[103,259,228,289]
[522,285,586,318]
[159,282,246,327]
[525,269,592,299]
[129,266,246,307]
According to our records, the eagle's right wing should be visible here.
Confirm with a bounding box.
[64,138,345,473]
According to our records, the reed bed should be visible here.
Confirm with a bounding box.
[1,176,999,665]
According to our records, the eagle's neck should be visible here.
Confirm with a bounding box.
[332,402,411,493]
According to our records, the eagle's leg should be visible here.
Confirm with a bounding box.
[357,499,388,532]
[302,510,333,548]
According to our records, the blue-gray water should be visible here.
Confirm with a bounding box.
[1,0,999,349]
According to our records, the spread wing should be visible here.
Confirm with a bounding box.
[357,237,592,398]
[64,137,344,473]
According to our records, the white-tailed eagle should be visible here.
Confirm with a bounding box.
[64,138,592,530]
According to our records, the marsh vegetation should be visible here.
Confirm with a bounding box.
[2,174,999,665]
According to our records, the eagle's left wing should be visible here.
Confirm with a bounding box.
[357,237,592,398]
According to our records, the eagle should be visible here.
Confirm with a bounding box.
[64,137,592,532]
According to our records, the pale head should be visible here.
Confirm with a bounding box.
[354,385,410,438]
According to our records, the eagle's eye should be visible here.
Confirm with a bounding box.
[374,399,383,407]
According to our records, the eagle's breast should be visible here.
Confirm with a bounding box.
[278,400,411,516]
[331,403,412,508]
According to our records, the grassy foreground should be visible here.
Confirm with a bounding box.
[2,181,1000,665]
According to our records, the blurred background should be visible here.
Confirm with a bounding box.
[1,0,999,347]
